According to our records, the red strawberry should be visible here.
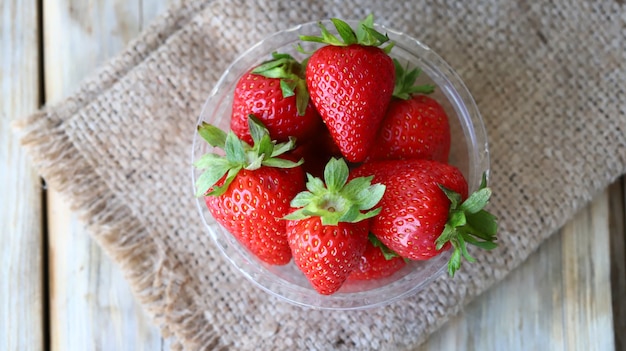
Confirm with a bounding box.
[368,60,451,163]
[301,15,395,162]
[231,53,322,144]
[284,158,386,294]
[351,159,497,276]
[195,116,305,265]
[286,217,370,295]
[347,233,406,281]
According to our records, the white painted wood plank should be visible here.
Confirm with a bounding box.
[43,1,174,350]
[0,1,45,350]
[418,189,615,351]
[561,188,614,351]
[609,178,625,351]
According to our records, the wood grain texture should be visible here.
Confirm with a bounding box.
[0,1,44,350]
[418,189,616,351]
[43,1,174,350]
[609,178,625,351]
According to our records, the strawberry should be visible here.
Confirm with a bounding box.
[194,115,305,265]
[347,233,407,281]
[231,53,322,144]
[284,158,386,294]
[368,60,451,163]
[351,159,497,276]
[301,15,396,162]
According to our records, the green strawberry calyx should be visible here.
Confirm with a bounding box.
[194,115,303,197]
[368,233,408,262]
[435,173,498,277]
[299,14,395,54]
[284,158,385,226]
[392,58,436,100]
[251,52,309,116]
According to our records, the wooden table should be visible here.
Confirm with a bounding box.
[1,1,624,350]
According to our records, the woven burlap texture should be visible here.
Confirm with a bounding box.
[15,0,626,350]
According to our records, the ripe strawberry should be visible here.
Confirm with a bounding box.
[347,233,406,281]
[301,15,395,162]
[231,53,322,144]
[194,115,305,265]
[351,159,497,276]
[368,60,451,163]
[284,158,386,294]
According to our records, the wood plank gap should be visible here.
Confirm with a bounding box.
[609,176,626,351]
[36,0,51,349]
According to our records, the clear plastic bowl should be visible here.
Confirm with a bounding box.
[191,20,490,310]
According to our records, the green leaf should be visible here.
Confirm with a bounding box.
[465,210,498,238]
[404,67,420,87]
[457,235,476,263]
[447,248,462,277]
[298,35,327,44]
[252,58,287,74]
[295,80,309,116]
[197,122,227,148]
[358,207,382,220]
[448,210,467,228]
[369,233,401,260]
[224,132,246,164]
[363,26,390,44]
[262,157,303,169]
[271,137,297,157]
[271,52,295,60]
[255,135,274,162]
[194,159,232,197]
[331,18,357,45]
[324,158,349,192]
[280,79,296,98]
[462,234,498,250]
[439,184,462,209]
[392,58,435,99]
[305,173,326,193]
[435,223,455,250]
[356,183,386,211]
[337,205,360,223]
[193,153,223,170]
[300,15,393,48]
[356,14,375,42]
[480,172,489,189]
[287,158,385,226]
[290,191,315,208]
[318,21,344,46]
[341,176,373,200]
[247,114,268,146]
[460,187,492,214]
[245,154,264,171]
[206,166,241,197]
[283,208,312,221]
[411,84,436,94]
[382,42,395,54]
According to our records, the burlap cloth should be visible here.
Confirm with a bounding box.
[14,0,626,349]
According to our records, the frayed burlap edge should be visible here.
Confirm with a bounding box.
[15,109,221,350]
[13,1,224,349]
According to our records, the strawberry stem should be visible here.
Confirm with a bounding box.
[368,233,406,261]
[284,158,385,226]
[299,14,394,53]
[194,116,302,197]
[392,58,435,100]
[435,173,498,277]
